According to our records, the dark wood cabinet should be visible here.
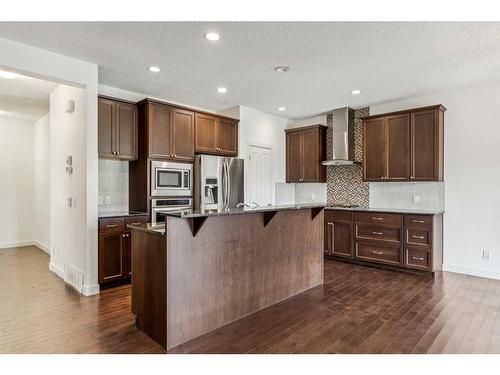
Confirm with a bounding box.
[98,96,138,160]
[362,105,445,182]
[142,101,195,162]
[324,210,353,258]
[194,113,238,156]
[285,125,326,183]
[98,215,148,286]
[324,209,443,274]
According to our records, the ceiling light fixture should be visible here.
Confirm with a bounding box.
[0,69,20,79]
[204,32,220,41]
[274,66,289,73]
[217,87,227,94]
[148,66,161,73]
[278,107,286,111]
[350,89,361,95]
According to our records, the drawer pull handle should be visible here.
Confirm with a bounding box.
[411,256,425,261]
[412,220,425,224]
[106,224,118,228]
[130,222,141,225]
[327,222,334,225]
[372,217,383,221]
[412,235,425,239]
[372,250,384,255]
[372,231,383,235]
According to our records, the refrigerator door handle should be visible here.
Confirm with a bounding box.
[226,160,231,207]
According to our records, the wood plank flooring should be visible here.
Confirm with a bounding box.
[2,246,500,354]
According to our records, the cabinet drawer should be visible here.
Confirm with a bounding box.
[355,241,401,266]
[354,212,402,226]
[406,228,431,247]
[325,209,353,223]
[355,224,401,243]
[125,215,149,227]
[99,218,125,233]
[404,214,432,228]
[404,247,431,271]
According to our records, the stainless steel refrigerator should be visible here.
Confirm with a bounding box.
[193,155,244,211]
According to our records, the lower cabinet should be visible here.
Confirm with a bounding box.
[98,215,148,286]
[324,210,443,274]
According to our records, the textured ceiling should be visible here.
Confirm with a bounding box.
[1,22,500,119]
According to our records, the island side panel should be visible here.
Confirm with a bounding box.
[165,208,324,349]
[131,229,167,348]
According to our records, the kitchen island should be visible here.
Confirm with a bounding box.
[128,204,324,350]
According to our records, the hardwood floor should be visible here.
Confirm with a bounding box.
[2,245,500,354]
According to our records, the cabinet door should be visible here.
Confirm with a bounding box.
[286,131,303,182]
[98,98,116,158]
[324,220,333,254]
[411,110,438,181]
[171,108,195,161]
[195,113,218,154]
[302,128,321,182]
[99,232,123,284]
[149,103,172,159]
[217,118,238,156]
[116,102,138,160]
[122,232,132,277]
[363,118,386,181]
[332,221,353,258]
[386,114,410,180]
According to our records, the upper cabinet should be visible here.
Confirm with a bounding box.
[139,100,195,162]
[194,113,238,156]
[285,125,327,183]
[362,105,445,182]
[98,96,138,160]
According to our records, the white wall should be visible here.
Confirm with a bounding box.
[370,82,500,280]
[238,106,292,205]
[0,116,35,248]
[1,37,99,295]
[49,84,88,289]
[34,113,50,251]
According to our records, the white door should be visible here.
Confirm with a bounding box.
[247,145,273,206]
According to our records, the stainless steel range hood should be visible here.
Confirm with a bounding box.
[322,107,358,166]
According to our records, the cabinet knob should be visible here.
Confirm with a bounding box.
[116,152,120,155]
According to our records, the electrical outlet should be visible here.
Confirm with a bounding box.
[483,250,490,261]
[105,196,111,205]
[311,194,316,201]
[413,195,420,204]
[98,196,103,205]
[68,197,73,208]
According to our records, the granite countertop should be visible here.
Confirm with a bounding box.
[98,210,149,219]
[161,203,326,219]
[127,223,165,236]
[324,206,444,215]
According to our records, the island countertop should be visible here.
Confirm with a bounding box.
[161,203,326,219]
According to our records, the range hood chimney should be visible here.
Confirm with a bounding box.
[322,107,358,166]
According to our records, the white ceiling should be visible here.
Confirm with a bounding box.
[1,22,500,119]
[0,74,56,120]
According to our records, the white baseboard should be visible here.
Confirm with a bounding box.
[82,284,100,296]
[49,261,65,280]
[33,241,50,254]
[0,240,36,249]
[443,263,500,281]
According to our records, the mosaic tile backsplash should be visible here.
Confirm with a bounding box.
[326,107,370,206]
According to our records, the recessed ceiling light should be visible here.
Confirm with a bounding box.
[217,87,227,94]
[274,66,290,73]
[278,107,286,111]
[148,66,161,73]
[0,69,20,79]
[350,89,361,95]
[204,32,220,41]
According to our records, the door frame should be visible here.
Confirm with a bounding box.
[246,142,274,205]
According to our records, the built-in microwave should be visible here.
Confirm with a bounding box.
[150,160,193,197]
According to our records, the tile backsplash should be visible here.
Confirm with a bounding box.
[326,107,369,206]
[369,182,445,211]
[98,159,129,213]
